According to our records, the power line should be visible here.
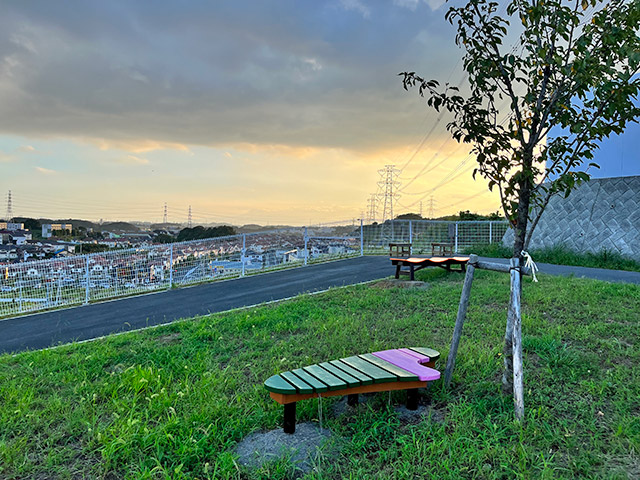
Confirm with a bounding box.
[398,75,468,174]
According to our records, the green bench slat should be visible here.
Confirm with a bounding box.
[291,368,329,393]
[409,347,440,362]
[359,354,419,382]
[329,360,374,385]
[280,371,314,394]
[319,362,361,388]
[264,374,298,394]
[341,356,397,384]
[303,365,347,391]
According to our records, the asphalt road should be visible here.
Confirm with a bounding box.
[1,255,638,354]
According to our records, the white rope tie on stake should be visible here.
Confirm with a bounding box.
[521,250,539,282]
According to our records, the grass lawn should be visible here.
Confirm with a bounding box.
[1,269,638,479]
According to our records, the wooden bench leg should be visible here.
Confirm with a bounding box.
[410,265,415,281]
[347,394,359,406]
[395,264,401,279]
[284,402,296,434]
[406,388,419,410]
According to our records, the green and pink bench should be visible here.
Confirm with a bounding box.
[264,347,440,433]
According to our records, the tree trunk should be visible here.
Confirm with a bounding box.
[503,162,533,394]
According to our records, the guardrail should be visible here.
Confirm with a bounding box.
[0,220,508,318]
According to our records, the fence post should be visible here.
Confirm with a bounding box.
[18,268,23,313]
[489,221,493,244]
[169,244,174,288]
[304,227,309,265]
[241,234,246,277]
[360,220,364,256]
[454,222,459,253]
[409,220,413,254]
[84,255,90,304]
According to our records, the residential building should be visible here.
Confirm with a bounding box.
[0,222,25,231]
[0,229,32,245]
[42,223,73,238]
[0,245,18,262]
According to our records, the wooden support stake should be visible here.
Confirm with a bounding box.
[509,258,524,420]
[444,254,477,388]
[502,294,515,395]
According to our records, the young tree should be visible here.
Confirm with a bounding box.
[401,0,640,410]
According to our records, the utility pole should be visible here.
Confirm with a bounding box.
[377,165,401,222]
[6,190,13,220]
[163,203,168,224]
[188,205,193,228]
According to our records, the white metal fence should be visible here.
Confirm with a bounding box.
[0,220,508,318]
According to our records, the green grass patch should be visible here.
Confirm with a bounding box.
[1,269,638,478]
[471,243,640,272]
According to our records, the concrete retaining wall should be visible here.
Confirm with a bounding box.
[503,175,640,258]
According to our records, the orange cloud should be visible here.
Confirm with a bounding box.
[88,138,192,154]
[34,166,56,175]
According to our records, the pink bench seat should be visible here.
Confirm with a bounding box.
[372,349,440,381]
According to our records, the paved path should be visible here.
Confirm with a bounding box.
[1,255,638,354]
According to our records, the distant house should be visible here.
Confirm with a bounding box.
[0,245,18,262]
[0,229,32,245]
[42,223,73,239]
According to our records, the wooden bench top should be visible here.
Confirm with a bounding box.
[265,347,440,396]
[390,256,470,265]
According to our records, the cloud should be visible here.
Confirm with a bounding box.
[0,151,12,162]
[394,0,446,11]
[34,166,56,175]
[424,0,446,11]
[89,138,192,154]
[116,154,150,165]
[0,1,458,153]
[17,145,35,153]
[339,0,371,18]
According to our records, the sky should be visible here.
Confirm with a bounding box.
[0,0,637,226]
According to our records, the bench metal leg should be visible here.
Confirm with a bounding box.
[284,402,296,434]
[410,266,415,281]
[406,388,419,410]
[395,264,401,279]
[347,394,359,406]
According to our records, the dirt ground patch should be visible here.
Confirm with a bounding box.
[155,332,182,344]
[370,280,430,290]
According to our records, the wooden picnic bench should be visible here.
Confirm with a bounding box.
[264,347,440,433]
[431,242,454,256]
[389,242,412,257]
[390,256,470,280]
